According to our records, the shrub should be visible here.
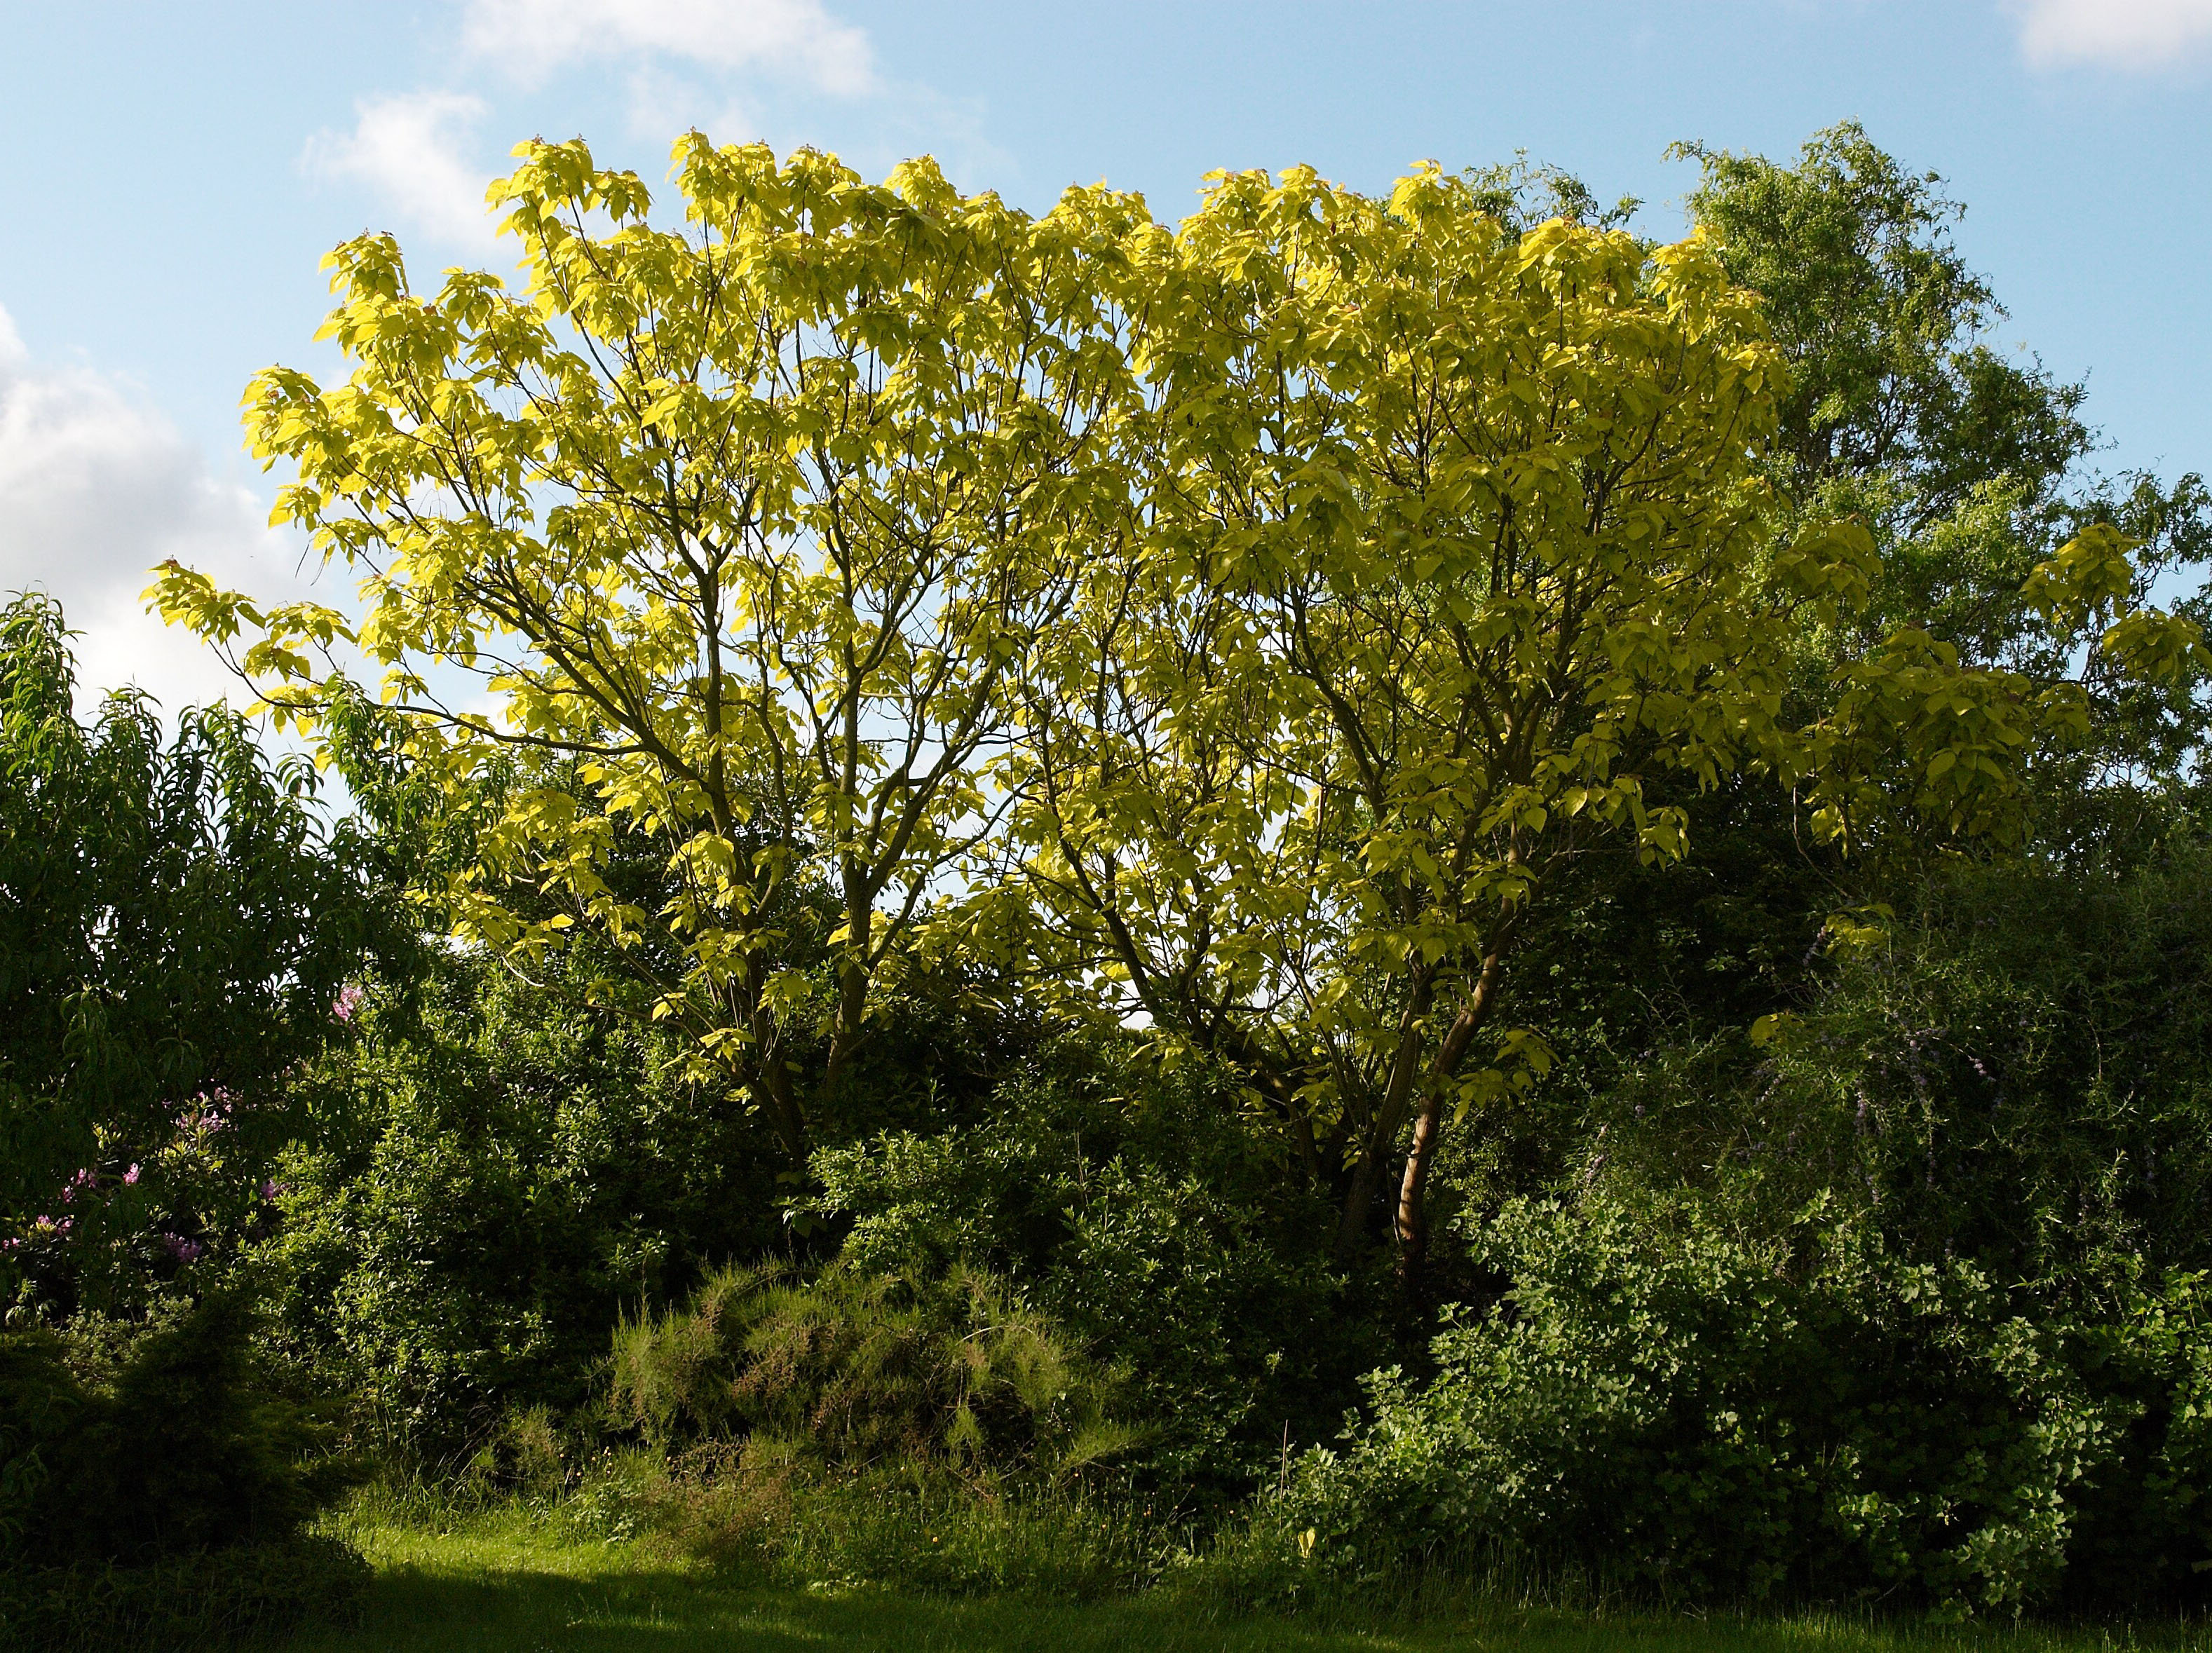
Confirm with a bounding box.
[253,951,786,1457]
[809,1049,1378,1497]
[1268,1198,2212,1616]
[0,593,405,1320]
[252,936,1043,1462]
[0,1293,366,1652]
[0,1294,356,1569]
[608,1260,1136,1481]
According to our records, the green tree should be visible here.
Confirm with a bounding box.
[1675,121,2088,551]
[1678,121,2212,857]
[0,594,395,1315]
[996,162,2199,1279]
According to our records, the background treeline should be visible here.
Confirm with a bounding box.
[6,122,2212,1640]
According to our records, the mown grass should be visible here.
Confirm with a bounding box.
[274,1507,2211,1653]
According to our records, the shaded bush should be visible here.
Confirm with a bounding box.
[0,1293,365,1652]
[810,1049,1379,1497]
[0,1294,355,1569]
[0,1535,367,1653]
[1264,1198,2212,1617]
[1595,849,2212,1286]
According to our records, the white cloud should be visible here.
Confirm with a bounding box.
[0,301,320,719]
[302,92,500,250]
[620,62,761,145]
[461,0,875,95]
[2014,0,2212,67]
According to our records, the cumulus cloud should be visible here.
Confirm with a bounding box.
[2014,0,2212,67]
[0,301,320,718]
[302,91,500,250]
[461,0,875,95]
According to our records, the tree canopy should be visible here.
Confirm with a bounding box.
[151,134,2204,1280]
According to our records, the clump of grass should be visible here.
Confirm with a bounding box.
[634,1438,1168,1598]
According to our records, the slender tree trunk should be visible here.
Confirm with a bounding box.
[815,875,873,1144]
[1334,1143,1392,1265]
[1394,950,1505,1288]
[741,953,809,1166]
[820,956,869,1113]
[1332,973,1434,1263]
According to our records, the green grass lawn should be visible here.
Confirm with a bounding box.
[275,1516,2210,1653]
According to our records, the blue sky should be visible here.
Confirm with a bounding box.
[1,0,2206,713]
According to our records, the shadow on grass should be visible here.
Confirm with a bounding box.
[276,1534,2212,1653]
[278,1551,1582,1653]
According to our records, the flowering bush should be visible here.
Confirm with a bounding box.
[1,593,406,1319]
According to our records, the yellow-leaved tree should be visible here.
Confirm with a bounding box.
[154,137,2201,1277]
[155,137,1148,1160]
[988,163,2201,1275]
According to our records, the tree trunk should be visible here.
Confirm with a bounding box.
[1332,974,1435,1263]
[738,951,809,1166]
[1394,950,1505,1288]
[757,1053,808,1166]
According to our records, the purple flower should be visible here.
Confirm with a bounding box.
[123,1164,140,1185]
[176,1089,233,1136]
[159,1233,203,1264]
[333,983,365,1023]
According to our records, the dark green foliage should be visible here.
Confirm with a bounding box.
[810,1049,1382,1497]
[0,1535,367,1653]
[1675,125,2212,824]
[1273,1199,2212,1615]
[0,1293,356,1570]
[1600,849,2212,1285]
[609,1260,1132,1480]
[1677,122,2088,543]
[255,949,786,1457]
[0,594,402,1314]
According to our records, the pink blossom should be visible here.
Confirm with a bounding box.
[123,1164,140,1185]
[333,984,365,1023]
[176,1088,234,1136]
